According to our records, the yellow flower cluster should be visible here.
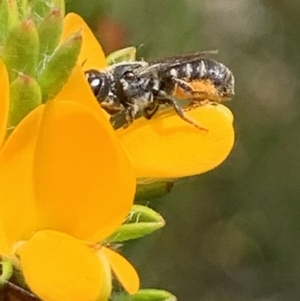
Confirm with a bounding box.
[0,12,234,301]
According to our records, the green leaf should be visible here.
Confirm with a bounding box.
[112,289,177,301]
[38,8,63,62]
[38,31,82,102]
[106,205,165,242]
[2,18,39,81]
[106,46,137,65]
[9,74,42,127]
[135,180,174,203]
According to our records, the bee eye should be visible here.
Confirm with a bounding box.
[90,77,102,89]
[85,71,102,88]
[88,76,103,96]
[85,70,109,99]
[123,71,135,80]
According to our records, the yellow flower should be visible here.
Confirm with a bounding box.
[0,10,234,301]
[62,13,235,179]
[0,54,139,301]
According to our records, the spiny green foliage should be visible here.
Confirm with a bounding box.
[0,0,81,128]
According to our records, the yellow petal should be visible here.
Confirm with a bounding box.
[34,100,136,242]
[0,60,9,147]
[55,64,110,120]
[0,106,46,255]
[117,104,234,178]
[62,13,107,70]
[102,247,139,295]
[17,230,112,301]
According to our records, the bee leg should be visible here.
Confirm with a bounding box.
[184,99,210,112]
[172,78,194,94]
[173,78,207,100]
[158,93,208,132]
[123,104,139,128]
[123,109,134,128]
[143,103,160,119]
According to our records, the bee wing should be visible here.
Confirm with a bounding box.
[138,50,218,76]
[151,50,218,64]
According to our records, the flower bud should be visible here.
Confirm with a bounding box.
[16,0,28,18]
[2,18,39,81]
[9,74,42,127]
[135,180,174,203]
[113,289,176,301]
[38,31,82,101]
[38,9,63,62]
[107,205,165,243]
[106,47,137,65]
[30,0,65,24]
[0,0,19,43]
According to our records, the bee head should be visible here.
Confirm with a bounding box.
[85,69,111,101]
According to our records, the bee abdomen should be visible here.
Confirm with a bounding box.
[168,59,229,84]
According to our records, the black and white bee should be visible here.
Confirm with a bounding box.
[85,51,235,130]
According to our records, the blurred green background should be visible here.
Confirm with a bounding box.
[67,1,300,300]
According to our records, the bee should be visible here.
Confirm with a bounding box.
[85,51,235,130]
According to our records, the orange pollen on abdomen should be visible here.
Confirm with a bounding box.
[173,79,220,101]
